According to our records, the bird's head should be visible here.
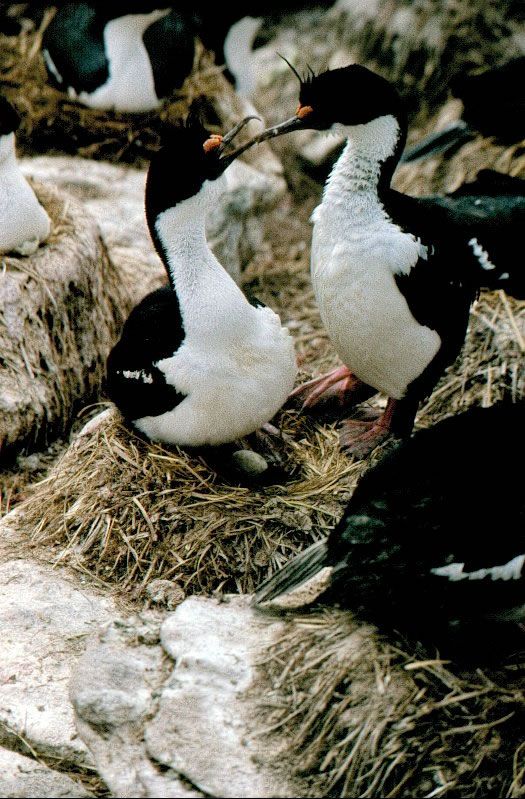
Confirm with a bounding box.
[235,63,406,163]
[145,110,260,226]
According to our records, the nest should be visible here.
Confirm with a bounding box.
[15,406,362,597]
[0,11,266,167]
[0,181,127,459]
[256,609,525,797]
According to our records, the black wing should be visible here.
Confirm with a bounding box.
[106,285,187,421]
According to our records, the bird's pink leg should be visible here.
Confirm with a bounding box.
[339,397,401,458]
[290,365,375,410]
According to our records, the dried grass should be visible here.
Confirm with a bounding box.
[395,100,525,196]
[11,207,524,599]
[256,609,525,797]
[17,406,363,597]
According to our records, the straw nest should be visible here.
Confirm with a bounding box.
[0,10,271,171]
[255,609,525,798]
[0,181,127,459]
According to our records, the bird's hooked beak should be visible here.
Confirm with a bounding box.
[202,115,262,172]
[222,104,315,156]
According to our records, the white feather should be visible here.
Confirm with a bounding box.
[311,115,441,399]
[134,176,297,447]
[73,10,169,112]
[431,553,525,582]
[0,133,50,255]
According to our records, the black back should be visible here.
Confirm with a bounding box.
[324,402,525,630]
[451,57,525,141]
[43,3,108,93]
[105,285,187,421]
[142,10,195,98]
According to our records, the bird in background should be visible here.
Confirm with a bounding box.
[106,110,296,451]
[236,61,525,457]
[254,402,525,654]
[42,2,196,112]
[401,56,525,163]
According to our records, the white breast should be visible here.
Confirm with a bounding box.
[74,10,169,112]
[0,134,51,256]
[311,206,441,399]
[135,305,296,447]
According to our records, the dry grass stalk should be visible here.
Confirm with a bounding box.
[256,609,525,797]
[0,182,126,458]
[395,99,525,196]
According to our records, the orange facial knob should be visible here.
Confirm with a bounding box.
[296,104,314,119]
[203,134,223,153]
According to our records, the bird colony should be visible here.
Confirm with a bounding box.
[0,2,523,798]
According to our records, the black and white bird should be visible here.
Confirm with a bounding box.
[244,63,525,456]
[402,57,525,163]
[0,95,51,255]
[106,116,296,448]
[42,2,196,112]
[254,402,525,646]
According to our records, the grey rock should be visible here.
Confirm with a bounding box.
[0,747,92,798]
[71,597,300,798]
[0,559,115,766]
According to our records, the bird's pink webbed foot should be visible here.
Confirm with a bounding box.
[339,397,400,458]
[290,365,376,411]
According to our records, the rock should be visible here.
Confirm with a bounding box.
[0,559,116,766]
[71,597,303,798]
[0,182,127,457]
[21,148,286,288]
[231,449,269,477]
[0,748,92,798]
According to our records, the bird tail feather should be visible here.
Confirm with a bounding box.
[253,539,331,609]
[401,120,473,163]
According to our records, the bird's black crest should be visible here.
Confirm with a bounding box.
[296,64,404,129]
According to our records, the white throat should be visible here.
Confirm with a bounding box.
[327,115,401,194]
[153,178,250,337]
[0,132,16,165]
[75,9,170,111]
[313,115,401,229]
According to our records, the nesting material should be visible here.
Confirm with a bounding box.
[0,181,126,456]
[256,609,525,798]
[0,13,278,176]
[16,406,362,596]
